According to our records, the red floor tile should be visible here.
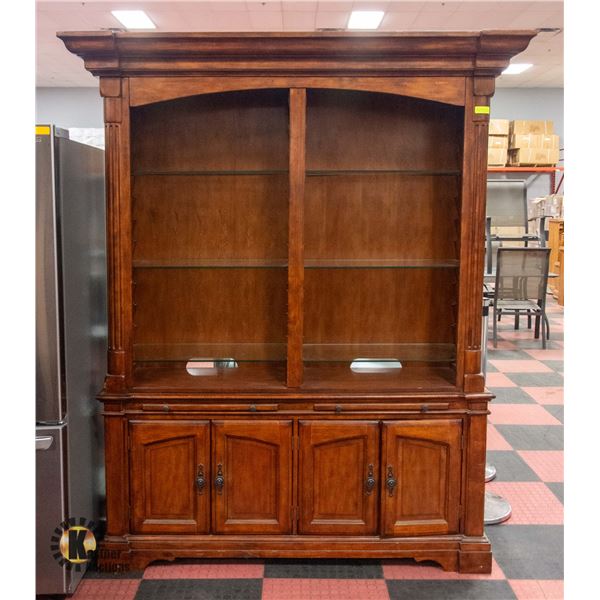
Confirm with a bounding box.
[144,562,264,579]
[486,424,513,450]
[489,360,552,373]
[522,387,564,405]
[261,579,390,600]
[488,404,561,426]
[486,482,563,525]
[486,372,518,388]
[523,349,564,361]
[382,557,504,580]
[518,451,564,482]
[509,579,564,599]
[70,579,140,600]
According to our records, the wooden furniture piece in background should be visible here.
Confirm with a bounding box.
[548,218,564,304]
[59,30,535,574]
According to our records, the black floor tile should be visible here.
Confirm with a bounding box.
[488,388,536,404]
[486,362,499,373]
[495,425,563,450]
[542,360,564,372]
[486,525,563,580]
[486,451,540,481]
[505,373,564,387]
[264,559,383,579]
[134,579,262,600]
[511,340,563,350]
[386,580,516,599]
[544,405,564,424]
[547,482,564,504]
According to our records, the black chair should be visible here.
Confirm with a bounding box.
[485,180,547,275]
[492,248,551,349]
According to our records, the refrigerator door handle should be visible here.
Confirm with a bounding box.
[36,436,54,451]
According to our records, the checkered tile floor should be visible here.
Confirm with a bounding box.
[73,300,564,600]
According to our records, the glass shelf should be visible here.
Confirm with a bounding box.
[306,169,461,177]
[133,259,288,269]
[133,169,289,176]
[303,343,456,363]
[304,259,459,269]
[134,342,287,363]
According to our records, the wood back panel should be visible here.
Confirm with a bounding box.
[306,89,463,171]
[305,174,459,260]
[304,268,458,345]
[133,268,287,350]
[133,174,288,262]
[131,89,289,172]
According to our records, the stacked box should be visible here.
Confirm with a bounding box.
[508,120,559,166]
[487,119,509,166]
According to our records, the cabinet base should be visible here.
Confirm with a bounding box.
[98,534,492,574]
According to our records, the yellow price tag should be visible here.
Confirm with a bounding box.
[36,126,51,135]
[474,106,490,115]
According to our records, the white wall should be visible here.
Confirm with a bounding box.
[36,87,103,128]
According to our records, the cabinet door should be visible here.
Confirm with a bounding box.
[299,420,379,535]
[130,421,210,534]
[382,419,462,537]
[212,420,292,534]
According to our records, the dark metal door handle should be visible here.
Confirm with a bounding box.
[365,463,376,495]
[386,465,397,497]
[214,463,224,494]
[196,464,205,494]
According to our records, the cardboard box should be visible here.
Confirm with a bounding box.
[510,120,554,135]
[488,148,508,166]
[488,135,509,149]
[508,147,559,166]
[489,119,510,136]
[510,134,559,150]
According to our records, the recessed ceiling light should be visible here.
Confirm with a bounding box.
[111,10,156,30]
[502,63,533,75]
[348,11,385,30]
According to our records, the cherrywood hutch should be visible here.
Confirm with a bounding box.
[59,30,535,573]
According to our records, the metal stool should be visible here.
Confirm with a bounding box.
[482,297,512,526]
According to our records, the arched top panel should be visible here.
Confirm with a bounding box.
[129,76,467,108]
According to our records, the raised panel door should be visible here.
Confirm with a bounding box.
[130,421,210,534]
[299,420,379,534]
[382,419,462,536]
[212,420,292,534]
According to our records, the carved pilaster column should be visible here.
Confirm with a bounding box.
[100,77,133,393]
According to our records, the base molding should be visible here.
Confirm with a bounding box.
[98,534,492,574]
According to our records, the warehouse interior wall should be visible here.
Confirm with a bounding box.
[36,87,565,144]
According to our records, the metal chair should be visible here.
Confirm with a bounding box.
[492,247,551,349]
[485,180,547,275]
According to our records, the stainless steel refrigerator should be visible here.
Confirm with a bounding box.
[36,124,107,595]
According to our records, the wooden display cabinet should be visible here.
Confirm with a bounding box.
[60,30,535,573]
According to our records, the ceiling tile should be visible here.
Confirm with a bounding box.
[283,10,316,29]
[248,10,284,29]
[315,10,349,28]
[380,11,420,29]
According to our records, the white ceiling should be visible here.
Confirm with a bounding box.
[36,0,564,88]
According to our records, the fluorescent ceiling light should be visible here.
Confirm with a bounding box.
[348,11,385,30]
[111,10,156,30]
[502,63,533,75]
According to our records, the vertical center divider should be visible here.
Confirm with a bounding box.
[287,88,307,387]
